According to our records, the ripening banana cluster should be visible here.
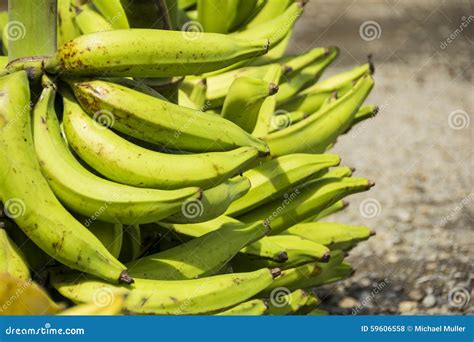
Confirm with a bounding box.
[0,0,379,316]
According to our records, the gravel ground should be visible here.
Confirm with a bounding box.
[288,0,473,315]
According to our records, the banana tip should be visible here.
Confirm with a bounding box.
[370,230,376,236]
[350,166,356,173]
[270,268,282,279]
[277,251,288,263]
[297,0,309,8]
[368,180,376,188]
[342,200,350,208]
[373,106,380,116]
[119,270,134,284]
[321,252,331,263]
[269,83,279,96]
[282,65,293,75]
[368,54,375,74]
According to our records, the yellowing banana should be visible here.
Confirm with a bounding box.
[217,298,268,315]
[226,153,341,217]
[68,78,269,154]
[34,86,201,225]
[0,72,131,284]
[62,90,260,189]
[52,268,280,314]
[265,75,374,156]
[127,221,269,280]
[164,177,251,224]
[0,226,30,281]
[221,76,278,133]
[46,29,269,77]
[283,222,374,250]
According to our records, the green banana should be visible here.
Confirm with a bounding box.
[103,77,169,101]
[46,29,269,77]
[263,251,347,293]
[82,218,123,259]
[239,236,288,263]
[0,55,7,69]
[278,47,330,75]
[68,78,269,154]
[221,76,278,133]
[267,289,319,315]
[320,166,354,179]
[302,199,349,223]
[75,4,113,34]
[197,0,228,33]
[350,104,379,127]
[276,47,339,106]
[225,153,341,217]
[233,235,330,271]
[60,295,125,315]
[233,2,302,48]
[238,177,374,234]
[283,222,374,251]
[278,63,372,113]
[0,72,131,284]
[91,0,129,29]
[164,215,241,238]
[119,224,142,263]
[238,0,292,30]
[34,85,201,225]
[265,75,374,156]
[268,110,308,133]
[226,0,259,32]
[189,78,208,109]
[164,177,251,224]
[62,90,260,189]
[216,298,268,315]
[0,226,30,281]
[51,268,280,314]
[251,63,283,136]
[127,221,269,280]
[57,0,81,47]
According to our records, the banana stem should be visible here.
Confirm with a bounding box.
[8,0,57,61]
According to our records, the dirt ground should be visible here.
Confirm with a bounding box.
[288,0,473,314]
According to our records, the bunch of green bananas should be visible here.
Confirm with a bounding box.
[0,0,379,316]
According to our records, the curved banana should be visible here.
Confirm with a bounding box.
[164,215,241,238]
[34,86,201,225]
[267,289,319,315]
[216,298,268,315]
[262,251,347,293]
[278,47,329,75]
[91,0,129,29]
[238,0,292,30]
[347,104,379,129]
[119,224,142,263]
[283,222,374,251]
[127,221,269,280]
[276,47,339,106]
[51,268,280,314]
[226,153,341,217]
[265,75,374,156]
[237,177,374,234]
[233,235,330,271]
[278,63,372,113]
[197,0,228,33]
[68,78,269,154]
[75,4,113,34]
[62,90,260,189]
[164,177,251,224]
[234,1,302,48]
[221,76,278,133]
[103,77,168,101]
[239,236,288,262]
[57,0,81,47]
[303,200,349,222]
[0,72,131,284]
[0,226,30,280]
[320,166,354,179]
[46,29,269,77]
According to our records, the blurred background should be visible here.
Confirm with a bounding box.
[1,0,472,314]
[287,0,473,314]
